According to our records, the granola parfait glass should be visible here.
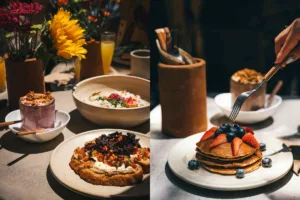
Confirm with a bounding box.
[19,92,56,130]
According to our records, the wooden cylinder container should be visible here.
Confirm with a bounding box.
[5,59,45,110]
[158,58,207,138]
[80,41,104,80]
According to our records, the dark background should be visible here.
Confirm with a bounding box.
[150,0,300,109]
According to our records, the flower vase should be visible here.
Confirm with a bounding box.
[5,58,45,110]
[80,41,104,80]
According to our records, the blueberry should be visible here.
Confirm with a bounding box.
[220,123,231,132]
[259,143,266,151]
[188,160,201,170]
[236,127,246,138]
[236,169,245,178]
[222,123,231,128]
[226,132,236,142]
[262,158,272,168]
[229,126,239,135]
[233,124,240,128]
[214,128,225,137]
[220,126,229,133]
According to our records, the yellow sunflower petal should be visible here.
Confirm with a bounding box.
[48,8,87,60]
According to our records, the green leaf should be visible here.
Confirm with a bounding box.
[5,33,12,38]
[31,24,43,30]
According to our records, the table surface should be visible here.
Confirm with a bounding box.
[0,91,149,200]
[150,97,300,200]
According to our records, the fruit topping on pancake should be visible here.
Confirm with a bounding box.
[200,127,218,142]
[242,133,260,149]
[199,124,260,157]
[209,134,227,148]
[232,137,243,156]
[242,126,254,135]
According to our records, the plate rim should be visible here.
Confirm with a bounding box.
[50,128,150,198]
[214,93,282,114]
[167,132,293,191]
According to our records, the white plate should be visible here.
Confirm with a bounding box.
[5,110,70,143]
[50,129,150,198]
[168,132,293,191]
[215,93,282,124]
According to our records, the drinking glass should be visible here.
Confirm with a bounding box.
[101,32,116,74]
[0,56,6,92]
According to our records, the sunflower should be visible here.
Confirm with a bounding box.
[48,8,87,60]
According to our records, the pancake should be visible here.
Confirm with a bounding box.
[196,149,254,162]
[196,150,262,168]
[196,138,256,159]
[202,159,262,175]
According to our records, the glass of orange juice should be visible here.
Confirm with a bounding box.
[101,32,116,74]
[0,56,6,92]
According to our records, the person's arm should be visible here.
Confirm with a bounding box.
[274,18,300,64]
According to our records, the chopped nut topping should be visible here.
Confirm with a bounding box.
[231,68,264,84]
[20,91,54,106]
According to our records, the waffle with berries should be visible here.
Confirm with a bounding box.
[196,124,262,175]
[69,132,150,186]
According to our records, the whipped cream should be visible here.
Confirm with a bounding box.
[92,157,134,172]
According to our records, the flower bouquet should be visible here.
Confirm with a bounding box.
[51,0,120,79]
[0,1,87,110]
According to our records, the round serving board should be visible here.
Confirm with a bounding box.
[168,132,293,191]
[50,129,150,198]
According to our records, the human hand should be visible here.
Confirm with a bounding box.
[274,18,300,64]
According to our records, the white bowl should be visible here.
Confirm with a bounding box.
[5,110,70,143]
[215,93,282,124]
[72,75,150,128]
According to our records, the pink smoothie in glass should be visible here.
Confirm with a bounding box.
[19,92,55,130]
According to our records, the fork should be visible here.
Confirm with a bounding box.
[228,55,297,122]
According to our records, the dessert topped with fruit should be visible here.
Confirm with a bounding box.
[199,124,260,156]
[194,124,263,176]
[230,68,266,111]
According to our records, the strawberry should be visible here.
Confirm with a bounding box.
[242,133,260,149]
[209,133,228,148]
[242,126,254,135]
[108,93,120,100]
[232,137,242,156]
[200,127,218,142]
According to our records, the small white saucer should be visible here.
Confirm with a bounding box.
[5,110,70,143]
[215,93,282,124]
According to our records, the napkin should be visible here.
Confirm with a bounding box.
[278,138,300,176]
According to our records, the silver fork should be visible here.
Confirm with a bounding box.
[228,55,297,122]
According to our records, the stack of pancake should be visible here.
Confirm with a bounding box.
[196,138,262,175]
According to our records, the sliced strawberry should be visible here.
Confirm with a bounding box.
[242,133,260,149]
[200,127,218,142]
[126,97,136,104]
[209,133,228,148]
[242,126,254,135]
[108,93,120,100]
[232,137,243,156]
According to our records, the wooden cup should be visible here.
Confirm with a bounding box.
[5,58,45,110]
[158,58,207,138]
[80,41,104,80]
